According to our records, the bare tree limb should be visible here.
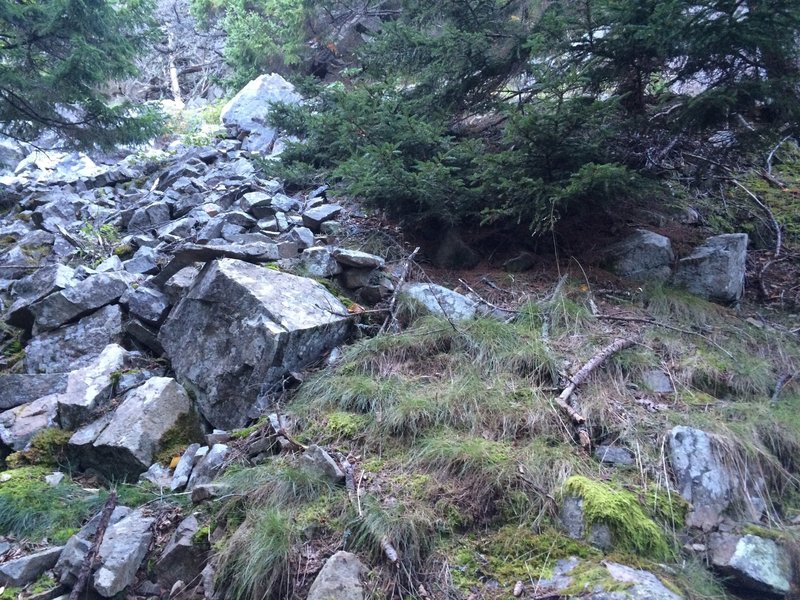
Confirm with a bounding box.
[69,491,117,600]
[731,179,782,257]
[379,247,419,334]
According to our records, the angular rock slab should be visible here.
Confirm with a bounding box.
[673,233,748,304]
[87,377,194,480]
[604,230,674,282]
[159,259,351,429]
[0,394,59,451]
[93,509,154,597]
[400,282,477,322]
[24,304,124,375]
[709,533,792,596]
[0,546,64,587]
[668,426,733,530]
[307,551,365,600]
[0,373,68,411]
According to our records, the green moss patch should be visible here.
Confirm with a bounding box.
[154,411,205,465]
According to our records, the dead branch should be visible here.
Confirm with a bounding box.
[69,491,117,600]
[767,135,792,175]
[457,278,518,314]
[731,179,782,257]
[379,247,420,334]
[554,335,639,425]
[772,372,796,404]
[276,427,307,452]
[595,314,734,358]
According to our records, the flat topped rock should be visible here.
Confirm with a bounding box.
[159,258,351,428]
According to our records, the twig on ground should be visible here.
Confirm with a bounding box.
[379,247,419,334]
[731,179,782,256]
[457,278,518,314]
[772,372,796,404]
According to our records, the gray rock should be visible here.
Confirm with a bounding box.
[164,266,201,304]
[27,272,132,332]
[95,255,124,272]
[45,471,65,486]
[140,463,173,487]
[400,283,477,322]
[159,259,351,429]
[668,426,733,530]
[170,443,201,491]
[240,191,274,218]
[332,248,385,269]
[156,515,207,590]
[55,506,132,587]
[24,304,124,374]
[642,369,673,394]
[190,482,229,503]
[123,246,159,275]
[121,286,171,325]
[593,445,635,466]
[220,74,302,154]
[128,201,171,233]
[5,264,76,330]
[433,229,479,269]
[0,394,59,451]
[301,444,345,483]
[0,546,64,587]
[93,510,154,597]
[87,377,194,480]
[673,234,748,304]
[187,443,228,490]
[32,195,81,233]
[307,551,365,600]
[301,247,342,278]
[339,268,375,290]
[56,343,130,430]
[709,533,792,596]
[0,230,55,279]
[559,496,613,551]
[302,204,342,231]
[605,230,674,282]
[0,373,68,410]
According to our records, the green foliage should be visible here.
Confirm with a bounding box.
[190,0,307,89]
[6,428,72,469]
[0,0,165,147]
[563,476,673,560]
[0,467,102,543]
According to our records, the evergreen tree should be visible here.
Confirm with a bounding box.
[0,0,164,148]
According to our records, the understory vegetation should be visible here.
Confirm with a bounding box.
[199,281,800,599]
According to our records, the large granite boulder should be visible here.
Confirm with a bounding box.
[74,377,194,480]
[159,259,351,428]
[673,234,748,304]
[306,551,365,600]
[604,230,674,281]
[709,533,793,597]
[668,426,733,530]
[220,74,302,154]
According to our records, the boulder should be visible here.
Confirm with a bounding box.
[708,533,792,596]
[170,443,201,491]
[24,304,124,374]
[535,558,684,600]
[159,259,351,428]
[155,515,207,589]
[127,201,172,233]
[93,510,154,597]
[0,394,59,451]
[0,546,64,587]
[0,230,55,279]
[559,495,613,551]
[56,506,132,587]
[306,551,365,600]
[400,283,477,322]
[5,264,76,330]
[673,233,748,304]
[120,286,171,325]
[0,373,68,411]
[641,369,673,394]
[604,230,674,281]
[302,204,342,231]
[668,426,733,530]
[56,343,130,430]
[331,248,385,269]
[27,272,132,332]
[593,445,635,467]
[301,247,342,278]
[84,377,194,480]
[301,444,345,483]
[186,443,228,490]
[220,74,302,154]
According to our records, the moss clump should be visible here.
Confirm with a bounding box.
[112,243,135,258]
[326,411,370,438]
[450,527,600,592]
[154,411,204,465]
[6,428,73,468]
[0,467,102,543]
[563,476,673,560]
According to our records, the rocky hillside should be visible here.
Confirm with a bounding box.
[0,75,799,600]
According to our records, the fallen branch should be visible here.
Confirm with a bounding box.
[457,278,518,314]
[69,491,117,600]
[554,335,639,425]
[595,314,733,358]
[772,372,796,404]
[379,247,419,334]
[767,135,792,175]
[731,179,782,257]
